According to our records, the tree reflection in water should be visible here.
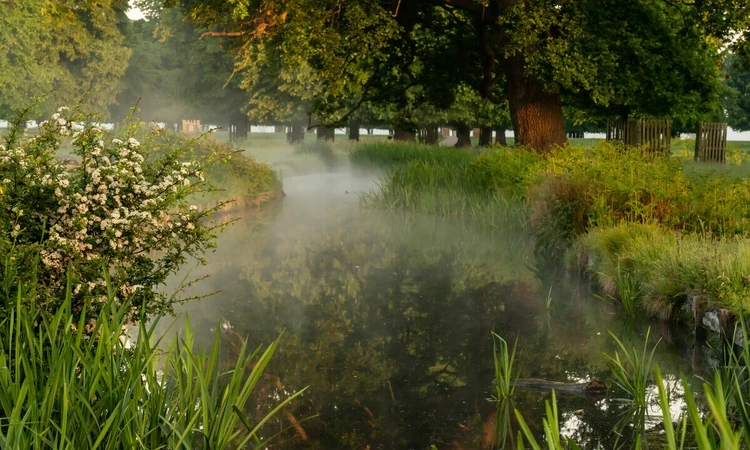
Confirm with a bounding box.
[165,205,712,449]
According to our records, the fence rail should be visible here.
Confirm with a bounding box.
[694,122,727,163]
[606,119,671,154]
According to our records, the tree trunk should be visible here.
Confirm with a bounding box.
[504,54,567,152]
[287,123,305,143]
[419,126,439,145]
[238,116,248,140]
[479,126,493,147]
[494,127,507,146]
[348,122,360,141]
[317,127,335,141]
[455,124,472,148]
[393,127,415,142]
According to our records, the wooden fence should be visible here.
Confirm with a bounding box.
[694,122,727,163]
[606,119,672,154]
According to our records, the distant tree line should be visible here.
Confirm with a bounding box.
[2,0,750,149]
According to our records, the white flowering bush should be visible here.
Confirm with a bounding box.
[0,107,228,321]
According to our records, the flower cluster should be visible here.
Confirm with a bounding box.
[0,107,223,321]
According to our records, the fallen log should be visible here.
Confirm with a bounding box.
[493,378,607,399]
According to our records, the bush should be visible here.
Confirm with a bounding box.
[0,107,225,321]
[170,132,282,207]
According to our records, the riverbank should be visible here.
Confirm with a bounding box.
[351,140,750,321]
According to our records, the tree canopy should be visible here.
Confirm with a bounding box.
[0,0,131,117]
[724,55,750,132]
[166,0,749,150]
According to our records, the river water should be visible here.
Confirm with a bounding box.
[163,169,718,449]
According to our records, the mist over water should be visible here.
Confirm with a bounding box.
[157,151,715,449]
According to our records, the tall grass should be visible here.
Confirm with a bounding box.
[612,263,641,316]
[349,141,475,168]
[0,277,303,448]
[514,392,581,450]
[604,328,659,408]
[511,318,750,449]
[492,333,518,400]
[575,224,750,318]
[354,144,530,229]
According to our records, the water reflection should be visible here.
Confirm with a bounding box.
[163,172,717,449]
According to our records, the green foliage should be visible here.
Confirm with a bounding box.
[0,277,299,448]
[0,107,226,321]
[0,1,131,117]
[530,143,750,255]
[492,333,518,400]
[574,224,750,317]
[170,132,282,206]
[604,328,659,409]
[724,55,750,132]
[468,147,545,199]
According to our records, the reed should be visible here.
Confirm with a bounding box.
[0,277,303,449]
[492,333,519,400]
[604,328,659,408]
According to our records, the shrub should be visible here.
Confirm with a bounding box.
[171,132,282,207]
[0,107,225,321]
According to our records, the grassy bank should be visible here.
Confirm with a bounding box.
[571,224,750,318]
[351,140,750,318]
[173,133,283,208]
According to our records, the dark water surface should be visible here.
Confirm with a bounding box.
[163,172,716,449]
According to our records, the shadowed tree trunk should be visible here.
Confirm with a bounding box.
[494,127,507,146]
[348,121,360,141]
[287,123,305,143]
[394,127,415,142]
[455,124,472,148]
[317,127,335,141]
[238,116,248,140]
[504,53,567,152]
[419,126,439,145]
[479,126,493,147]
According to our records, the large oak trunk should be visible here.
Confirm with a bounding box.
[503,55,567,153]
[455,124,472,148]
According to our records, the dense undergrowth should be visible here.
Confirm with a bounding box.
[156,131,282,208]
[0,107,294,448]
[351,140,750,318]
